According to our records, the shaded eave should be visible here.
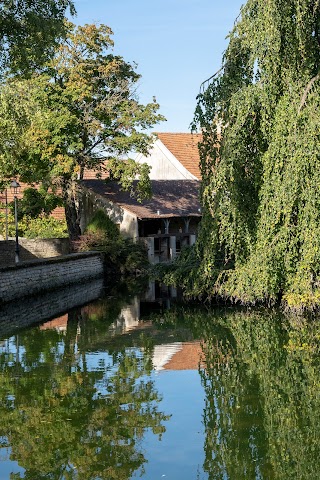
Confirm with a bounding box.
[81,179,202,220]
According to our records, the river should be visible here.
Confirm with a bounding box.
[0,279,319,479]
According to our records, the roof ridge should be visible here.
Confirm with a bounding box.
[154,132,202,180]
[155,132,201,135]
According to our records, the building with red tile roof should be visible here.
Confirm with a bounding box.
[1,134,202,260]
[80,179,201,262]
[78,133,203,262]
[136,132,202,180]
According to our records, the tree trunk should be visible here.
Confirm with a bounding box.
[62,179,81,240]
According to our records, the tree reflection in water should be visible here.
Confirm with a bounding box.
[0,302,170,480]
[197,309,320,480]
[156,306,320,480]
[1,294,320,480]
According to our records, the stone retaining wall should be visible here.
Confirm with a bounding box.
[0,251,104,303]
[0,278,104,339]
[0,238,70,267]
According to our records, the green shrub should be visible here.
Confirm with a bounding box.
[76,211,148,276]
[86,209,120,238]
[16,188,63,219]
[151,245,200,295]
[20,215,68,238]
[1,187,66,239]
[0,212,68,239]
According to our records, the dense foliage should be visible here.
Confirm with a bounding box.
[0,0,75,74]
[76,209,149,276]
[0,187,67,238]
[17,187,62,219]
[0,22,164,237]
[0,210,68,239]
[188,0,320,311]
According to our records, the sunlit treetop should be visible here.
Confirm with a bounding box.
[0,0,75,75]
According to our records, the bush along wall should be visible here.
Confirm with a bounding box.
[74,209,149,278]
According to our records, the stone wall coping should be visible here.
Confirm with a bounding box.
[0,251,103,273]
[2,236,68,240]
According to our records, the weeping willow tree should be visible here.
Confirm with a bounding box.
[189,0,320,311]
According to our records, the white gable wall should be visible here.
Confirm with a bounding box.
[136,139,197,180]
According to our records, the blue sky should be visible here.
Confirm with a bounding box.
[72,0,245,132]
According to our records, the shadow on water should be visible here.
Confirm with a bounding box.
[0,278,106,339]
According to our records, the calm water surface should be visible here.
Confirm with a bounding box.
[0,283,319,479]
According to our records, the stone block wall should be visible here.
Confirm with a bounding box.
[0,238,70,267]
[0,278,104,339]
[0,251,104,303]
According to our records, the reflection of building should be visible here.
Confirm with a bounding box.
[152,342,203,371]
[143,281,177,303]
[110,296,203,372]
[37,294,204,373]
[109,297,141,334]
[40,314,68,332]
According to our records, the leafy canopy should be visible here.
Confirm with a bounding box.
[0,23,164,184]
[0,22,165,236]
[0,0,75,74]
[189,0,320,311]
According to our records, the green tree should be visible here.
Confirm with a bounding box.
[0,22,165,237]
[16,187,62,218]
[0,0,75,74]
[190,0,320,311]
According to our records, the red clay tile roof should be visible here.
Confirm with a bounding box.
[83,161,110,180]
[164,342,204,370]
[0,183,66,220]
[156,132,202,180]
[82,179,201,219]
[40,314,68,330]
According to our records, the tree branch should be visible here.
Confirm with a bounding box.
[298,73,320,112]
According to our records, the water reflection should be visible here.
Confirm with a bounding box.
[0,299,171,479]
[170,307,320,480]
[0,290,319,479]
[0,278,105,338]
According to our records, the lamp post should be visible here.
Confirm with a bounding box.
[10,180,21,263]
[0,188,9,240]
[5,188,8,240]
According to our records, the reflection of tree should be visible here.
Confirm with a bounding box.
[0,307,169,479]
[190,309,320,480]
[153,306,320,479]
[198,319,271,479]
